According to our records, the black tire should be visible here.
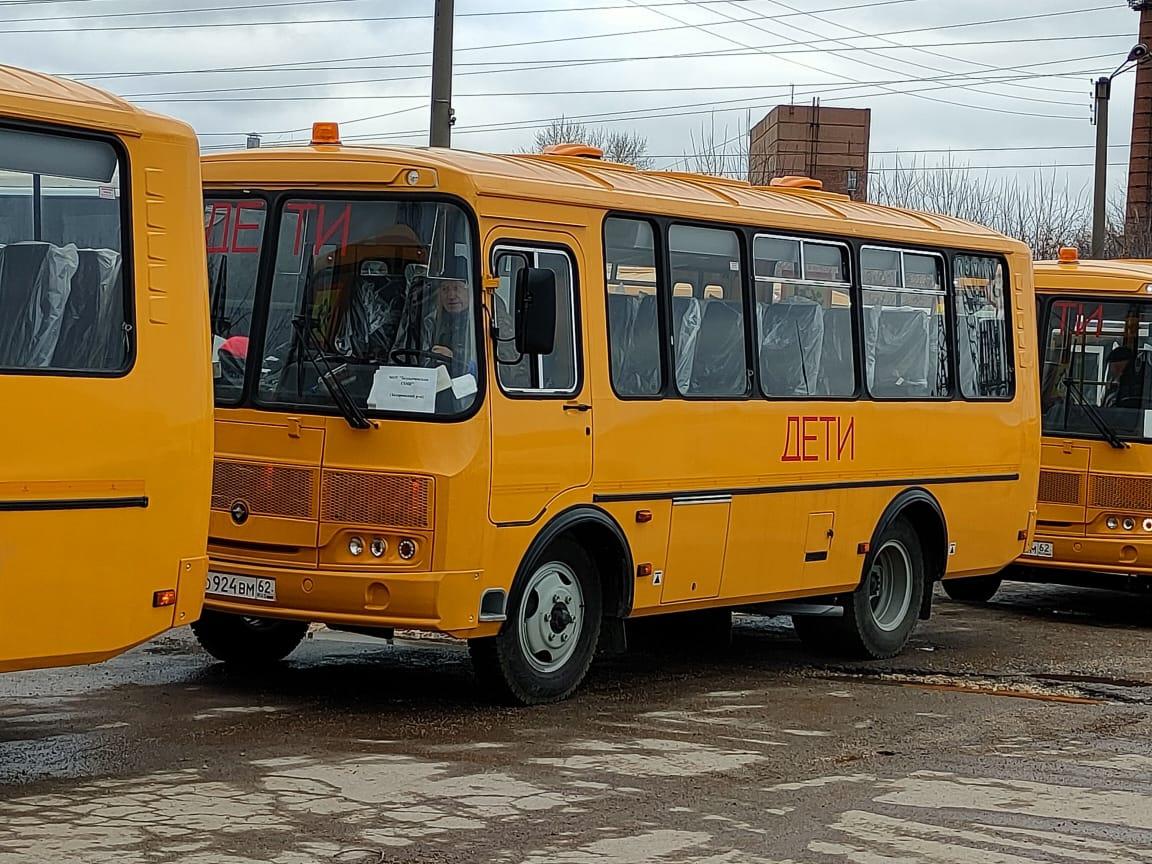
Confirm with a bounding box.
[191,611,309,665]
[794,517,925,659]
[469,537,602,705]
[942,576,1002,603]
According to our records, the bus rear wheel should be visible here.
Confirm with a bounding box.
[942,576,1002,603]
[191,611,309,665]
[794,517,925,659]
[469,537,602,705]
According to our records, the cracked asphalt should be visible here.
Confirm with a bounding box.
[2,581,1151,863]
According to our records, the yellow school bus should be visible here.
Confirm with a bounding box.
[199,129,1037,703]
[0,66,212,673]
[953,250,1152,599]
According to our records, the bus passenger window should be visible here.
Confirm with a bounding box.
[0,127,126,373]
[862,247,949,399]
[753,235,853,397]
[604,217,661,396]
[954,255,1012,399]
[668,225,747,397]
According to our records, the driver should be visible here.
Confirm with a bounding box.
[430,256,475,375]
[1104,345,1141,407]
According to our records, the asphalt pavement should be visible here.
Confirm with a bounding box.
[2,581,1151,863]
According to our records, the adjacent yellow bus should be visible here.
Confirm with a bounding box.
[950,250,1152,600]
[198,128,1037,703]
[0,66,212,673]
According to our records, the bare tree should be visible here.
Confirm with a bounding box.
[680,112,751,179]
[528,118,652,168]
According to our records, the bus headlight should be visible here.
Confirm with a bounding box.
[1107,517,1119,530]
[1143,518,1152,532]
[370,537,387,558]
[397,538,417,560]
[1123,518,1136,532]
[348,536,364,556]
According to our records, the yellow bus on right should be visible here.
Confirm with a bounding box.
[946,248,1152,603]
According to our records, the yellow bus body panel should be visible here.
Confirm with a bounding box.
[0,66,213,672]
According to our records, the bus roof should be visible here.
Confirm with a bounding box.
[202,144,1026,253]
[0,64,191,139]
[1034,258,1152,295]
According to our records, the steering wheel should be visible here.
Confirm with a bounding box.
[389,347,450,368]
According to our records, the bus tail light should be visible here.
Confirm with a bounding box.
[153,589,177,608]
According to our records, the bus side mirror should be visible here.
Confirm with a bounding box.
[514,267,556,356]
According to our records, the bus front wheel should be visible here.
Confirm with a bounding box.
[191,611,309,665]
[794,517,926,659]
[469,537,603,705]
[941,575,1002,603]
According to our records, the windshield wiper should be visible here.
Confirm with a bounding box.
[1064,378,1128,449]
[291,316,373,430]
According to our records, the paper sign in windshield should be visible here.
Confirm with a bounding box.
[368,366,438,413]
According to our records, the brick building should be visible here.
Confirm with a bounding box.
[748,103,871,201]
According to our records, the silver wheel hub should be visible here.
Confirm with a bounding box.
[867,539,913,633]
[517,561,584,673]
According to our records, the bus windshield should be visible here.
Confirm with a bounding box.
[1041,297,1152,441]
[206,196,478,418]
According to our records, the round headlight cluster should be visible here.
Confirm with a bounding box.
[348,536,364,556]
[1107,517,1120,530]
[370,538,387,558]
[397,538,417,560]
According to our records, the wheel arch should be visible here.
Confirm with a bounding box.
[515,505,634,621]
[868,487,948,620]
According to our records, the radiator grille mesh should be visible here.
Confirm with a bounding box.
[1089,474,1152,511]
[212,461,317,519]
[1037,470,1081,505]
[321,471,432,529]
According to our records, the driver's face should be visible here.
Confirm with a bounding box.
[439,279,469,313]
[1110,359,1130,379]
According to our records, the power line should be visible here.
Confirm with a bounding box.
[108,35,1130,98]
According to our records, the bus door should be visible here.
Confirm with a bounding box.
[488,237,591,524]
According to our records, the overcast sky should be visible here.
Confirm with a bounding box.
[4,0,1146,195]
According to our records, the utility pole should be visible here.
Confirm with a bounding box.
[1093,76,1111,258]
[429,0,455,148]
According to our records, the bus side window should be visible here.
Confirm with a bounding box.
[954,254,1013,399]
[493,246,579,395]
[604,217,661,397]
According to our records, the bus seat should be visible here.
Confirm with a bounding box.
[618,293,659,395]
[53,248,122,369]
[672,295,701,392]
[874,307,930,397]
[690,299,746,395]
[818,306,855,395]
[0,241,79,368]
[607,292,639,386]
[759,297,824,396]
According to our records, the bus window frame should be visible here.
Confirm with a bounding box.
[860,244,953,402]
[204,191,272,408]
[489,239,583,400]
[665,218,754,402]
[752,232,858,402]
[213,187,487,424]
[601,213,669,402]
[950,250,1016,402]
[1036,292,1152,443]
[0,117,136,380]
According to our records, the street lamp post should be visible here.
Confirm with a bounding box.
[1092,43,1149,258]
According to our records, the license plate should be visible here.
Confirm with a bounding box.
[206,571,276,602]
[1025,541,1054,558]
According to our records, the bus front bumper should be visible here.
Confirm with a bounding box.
[1025,532,1152,578]
[202,561,500,637]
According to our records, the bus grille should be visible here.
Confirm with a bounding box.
[211,461,318,519]
[320,471,432,529]
[1089,474,1152,511]
[1038,470,1082,505]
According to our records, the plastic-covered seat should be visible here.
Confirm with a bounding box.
[818,306,855,396]
[52,248,122,369]
[607,292,639,388]
[873,307,930,397]
[758,297,824,396]
[671,295,702,393]
[617,293,659,395]
[0,241,79,368]
[690,299,746,395]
